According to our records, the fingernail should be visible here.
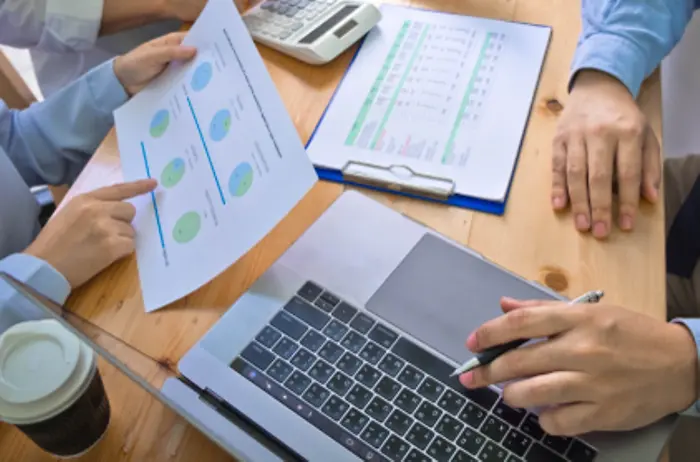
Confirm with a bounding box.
[466,332,478,351]
[593,221,607,237]
[575,214,589,230]
[620,214,633,231]
[552,196,565,209]
[501,296,516,303]
[459,372,474,388]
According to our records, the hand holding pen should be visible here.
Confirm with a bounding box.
[451,290,605,376]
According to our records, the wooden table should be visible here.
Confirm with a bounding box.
[0,0,667,460]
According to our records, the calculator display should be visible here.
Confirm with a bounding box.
[299,5,358,44]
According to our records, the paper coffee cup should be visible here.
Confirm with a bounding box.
[0,319,110,458]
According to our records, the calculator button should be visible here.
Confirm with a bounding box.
[285,7,299,17]
[291,21,303,30]
[279,30,292,39]
[278,4,290,13]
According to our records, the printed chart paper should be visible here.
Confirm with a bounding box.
[307,4,550,203]
[114,0,318,311]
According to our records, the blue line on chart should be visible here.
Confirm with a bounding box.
[140,142,166,249]
[186,96,226,205]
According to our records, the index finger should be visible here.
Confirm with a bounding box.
[89,179,157,201]
[467,304,581,352]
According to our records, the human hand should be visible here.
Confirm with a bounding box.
[552,70,662,239]
[25,179,157,289]
[459,297,698,436]
[113,32,196,96]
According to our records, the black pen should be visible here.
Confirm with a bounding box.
[449,290,605,377]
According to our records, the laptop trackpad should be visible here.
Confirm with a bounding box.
[365,233,559,364]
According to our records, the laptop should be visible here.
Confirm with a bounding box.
[2,190,676,462]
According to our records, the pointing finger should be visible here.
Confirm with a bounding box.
[90,179,157,201]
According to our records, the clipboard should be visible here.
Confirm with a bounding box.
[304,4,552,216]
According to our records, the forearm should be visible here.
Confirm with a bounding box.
[571,0,698,98]
[99,0,173,36]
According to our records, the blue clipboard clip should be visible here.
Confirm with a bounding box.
[341,161,455,201]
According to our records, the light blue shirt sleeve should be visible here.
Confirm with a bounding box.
[0,58,127,187]
[0,254,71,335]
[673,318,700,416]
[571,0,700,98]
[0,0,103,52]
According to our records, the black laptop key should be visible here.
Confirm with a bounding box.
[350,312,375,334]
[378,353,405,377]
[405,449,431,462]
[267,359,294,383]
[380,434,411,461]
[525,443,565,462]
[374,376,401,400]
[270,311,308,340]
[415,400,442,427]
[566,439,598,462]
[300,330,326,352]
[453,450,478,462]
[458,402,487,428]
[255,326,282,348]
[284,296,330,330]
[482,416,509,442]
[337,352,362,375]
[368,324,399,348]
[427,436,457,462]
[319,341,344,364]
[302,382,331,408]
[308,359,334,383]
[320,290,340,307]
[322,319,349,342]
[405,422,435,450]
[478,441,508,461]
[503,429,532,457]
[332,301,358,323]
[340,407,369,434]
[366,396,392,422]
[314,297,336,313]
[341,330,367,353]
[506,456,523,462]
[391,337,453,385]
[456,427,485,455]
[347,383,373,409]
[385,409,412,436]
[239,342,275,370]
[438,388,466,415]
[494,399,526,426]
[290,348,316,371]
[356,364,382,388]
[394,388,421,413]
[272,336,298,360]
[417,377,445,402]
[327,371,353,396]
[435,413,464,440]
[321,395,349,421]
[361,421,390,449]
[298,281,323,302]
[461,386,499,411]
[284,370,312,395]
[359,341,386,364]
[520,413,544,440]
[397,364,425,389]
[542,434,571,454]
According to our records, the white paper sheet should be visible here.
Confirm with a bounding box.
[662,11,700,159]
[306,4,550,202]
[114,0,318,312]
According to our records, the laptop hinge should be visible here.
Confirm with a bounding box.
[177,376,305,462]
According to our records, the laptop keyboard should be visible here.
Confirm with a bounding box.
[230,281,598,462]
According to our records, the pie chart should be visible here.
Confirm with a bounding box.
[150,109,170,138]
[228,162,254,197]
[191,62,213,91]
[209,109,232,142]
[172,211,201,244]
[161,158,185,188]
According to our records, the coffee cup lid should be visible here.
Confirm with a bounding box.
[0,319,94,424]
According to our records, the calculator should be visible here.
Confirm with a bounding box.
[242,0,381,64]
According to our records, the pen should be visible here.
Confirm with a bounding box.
[449,290,605,377]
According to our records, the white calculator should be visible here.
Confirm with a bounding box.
[242,0,381,64]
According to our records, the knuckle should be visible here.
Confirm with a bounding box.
[589,168,612,185]
[566,163,586,178]
[586,122,609,137]
[618,119,644,138]
[505,308,532,331]
[617,166,641,184]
